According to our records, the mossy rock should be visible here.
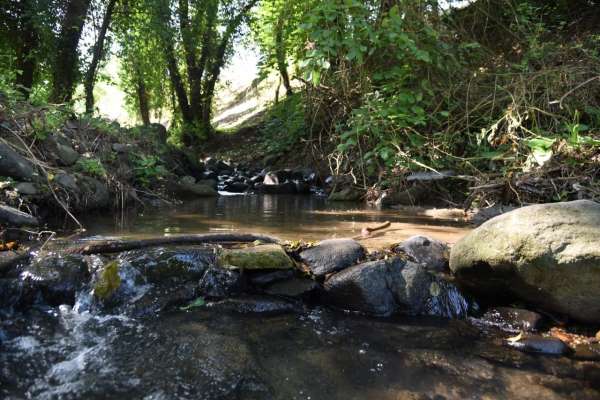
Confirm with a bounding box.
[450,200,600,323]
[218,244,294,270]
[94,260,121,300]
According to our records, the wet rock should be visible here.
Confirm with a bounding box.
[121,246,215,284]
[328,187,362,201]
[505,335,570,356]
[218,244,294,270]
[450,200,600,324]
[14,182,37,195]
[205,295,301,315]
[0,250,29,277]
[172,181,218,198]
[22,254,90,306]
[0,205,39,226]
[264,277,319,298]
[248,269,296,286]
[299,238,365,277]
[572,342,600,361]
[199,265,242,298]
[259,182,297,194]
[482,307,545,332]
[324,257,470,317]
[0,278,24,313]
[180,175,196,185]
[93,260,121,300]
[197,178,218,190]
[0,143,37,181]
[224,181,249,193]
[394,235,449,273]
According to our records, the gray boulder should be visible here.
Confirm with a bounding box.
[43,134,79,166]
[299,238,365,277]
[14,182,38,195]
[0,205,39,226]
[394,235,449,272]
[0,143,37,181]
[173,182,218,198]
[324,257,470,317]
[450,200,600,323]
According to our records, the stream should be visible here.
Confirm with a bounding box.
[1,195,599,399]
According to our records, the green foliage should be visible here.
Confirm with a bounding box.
[179,297,206,311]
[30,107,70,140]
[130,154,168,187]
[260,94,305,156]
[76,157,108,178]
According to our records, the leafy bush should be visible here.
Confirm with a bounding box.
[260,94,306,156]
[76,158,107,178]
[131,154,168,187]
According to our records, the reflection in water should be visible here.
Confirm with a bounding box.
[82,195,471,247]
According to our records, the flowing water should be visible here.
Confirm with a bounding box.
[2,195,599,399]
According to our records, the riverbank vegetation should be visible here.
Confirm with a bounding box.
[1,0,599,213]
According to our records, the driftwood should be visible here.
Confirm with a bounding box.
[354,221,391,240]
[63,233,281,255]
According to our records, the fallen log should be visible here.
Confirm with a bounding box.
[62,233,282,255]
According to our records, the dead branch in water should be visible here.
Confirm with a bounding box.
[354,221,391,240]
[62,233,281,255]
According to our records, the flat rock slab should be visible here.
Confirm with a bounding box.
[218,244,295,270]
[450,200,600,324]
[299,238,365,277]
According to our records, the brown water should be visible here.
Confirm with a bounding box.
[80,194,472,249]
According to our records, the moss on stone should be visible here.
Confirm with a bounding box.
[94,260,121,299]
[218,244,294,270]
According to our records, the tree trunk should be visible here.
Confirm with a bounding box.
[84,0,117,114]
[14,0,38,98]
[274,13,293,96]
[136,74,151,126]
[50,0,92,103]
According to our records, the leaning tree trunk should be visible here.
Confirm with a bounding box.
[84,0,117,114]
[274,13,293,96]
[50,0,92,103]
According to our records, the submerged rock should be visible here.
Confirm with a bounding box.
[218,244,294,270]
[299,238,365,277]
[205,295,301,315]
[481,307,545,332]
[394,235,449,273]
[324,257,470,318]
[199,265,242,298]
[172,182,218,198]
[263,277,319,298]
[505,335,570,356]
[22,254,90,305]
[0,205,39,226]
[450,200,600,323]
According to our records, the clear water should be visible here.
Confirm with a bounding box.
[79,195,471,249]
[2,195,599,399]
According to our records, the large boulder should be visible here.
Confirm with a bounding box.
[299,238,365,277]
[324,257,470,318]
[0,143,37,181]
[449,200,600,323]
[172,181,218,198]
